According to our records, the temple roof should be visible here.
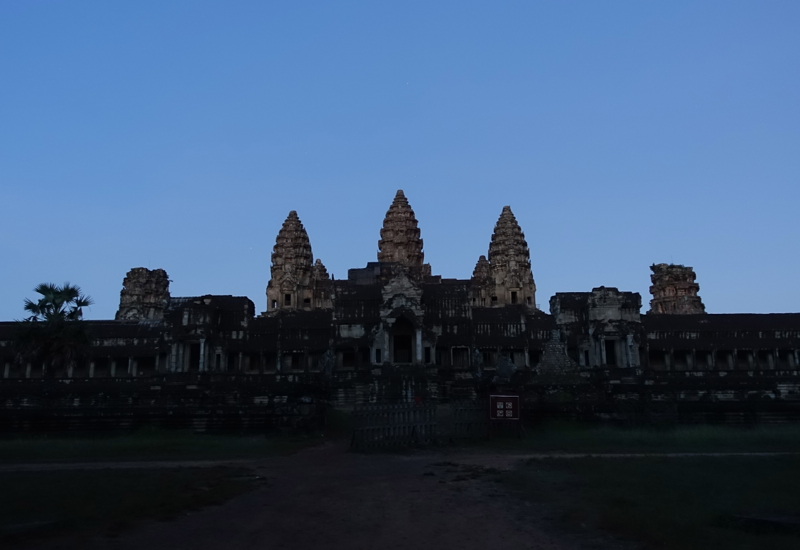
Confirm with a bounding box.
[271,210,313,276]
[488,206,531,270]
[377,190,424,268]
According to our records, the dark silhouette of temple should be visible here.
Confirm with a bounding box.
[1,190,799,430]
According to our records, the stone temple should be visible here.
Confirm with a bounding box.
[1,190,799,428]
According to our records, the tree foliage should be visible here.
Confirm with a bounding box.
[15,283,94,377]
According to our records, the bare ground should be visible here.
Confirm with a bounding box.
[19,443,650,550]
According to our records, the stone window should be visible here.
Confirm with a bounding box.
[424,347,431,364]
[272,300,278,309]
[511,291,518,304]
[491,296,498,304]
[284,294,291,306]
[375,349,382,363]
[303,297,311,306]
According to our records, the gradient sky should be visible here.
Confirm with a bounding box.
[1,1,799,320]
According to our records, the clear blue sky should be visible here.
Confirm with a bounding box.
[1,1,799,319]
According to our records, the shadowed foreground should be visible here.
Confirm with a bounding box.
[23,443,595,550]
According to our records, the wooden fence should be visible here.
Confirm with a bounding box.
[449,400,488,439]
[351,403,437,449]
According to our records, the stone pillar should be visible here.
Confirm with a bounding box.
[110,359,116,378]
[792,350,799,369]
[238,352,243,371]
[183,344,190,372]
[199,339,206,372]
[25,362,31,378]
[89,361,95,378]
[600,339,607,366]
[625,335,633,368]
[665,350,672,371]
[128,357,134,376]
[415,329,422,364]
[384,330,390,364]
[170,343,178,372]
[177,344,185,373]
[3,362,10,378]
[769,350,776,370]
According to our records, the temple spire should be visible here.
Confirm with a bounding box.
[377,190,424,268]
[472,206,537,309]
[266,211,331,312]
[488,206,530,270]
[271,210,313,275]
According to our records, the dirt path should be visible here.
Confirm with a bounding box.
[3,450,796,473]
[21,443,629,550]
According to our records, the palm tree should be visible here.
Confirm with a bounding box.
[16,283,94,377]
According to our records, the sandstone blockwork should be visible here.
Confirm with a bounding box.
[266,210,332,312]
[472,206,537,310]
[115,267,170,321]
[648,263,706,314]
[377,190,431,276]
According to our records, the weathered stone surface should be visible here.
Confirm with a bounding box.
[536,330,583,383]
[312,259,330,281]
[471,255,491,285]
[115,267,170,321]
[266,211,331,312]
[472,206,537,310]
[378,190,425,269]
[648,263,706,314]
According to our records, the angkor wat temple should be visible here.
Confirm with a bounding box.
[2,190,799,429]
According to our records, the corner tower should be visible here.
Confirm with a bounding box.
[648,263,705,314]
[472,206,537,310]
[266,211,331,313]
[115,267,170,321]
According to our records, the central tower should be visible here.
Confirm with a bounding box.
[377,190,424,267]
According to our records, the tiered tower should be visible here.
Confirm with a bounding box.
[472,206,537,309]
[115,267,170,321]
[266,211,331,312]
[377,190,431,276]
[648,263,705,314]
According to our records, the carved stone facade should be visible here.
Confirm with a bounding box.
[377,190,431,277]
[551,287,642,369]
[3,189,800,394]
[472,206,537,310]
[115,267,170,321]
[648,263,705,314]
[266,211,332,313]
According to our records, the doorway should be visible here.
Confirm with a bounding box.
[392,317,414,363]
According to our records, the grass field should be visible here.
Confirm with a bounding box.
[502,454,800,550]
[474,421,800,453]
[0,428,322,463]
[0,466,259,545]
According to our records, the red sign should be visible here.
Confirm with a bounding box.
[489,395,520,420]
